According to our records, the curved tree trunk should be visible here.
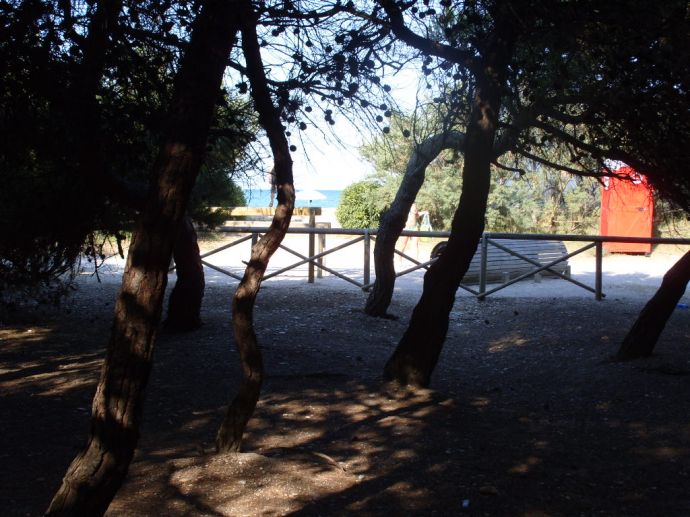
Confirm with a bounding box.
[46,4,239,515]
[216,1,295,453]
[363,107,527,318]
[166,214,205,331]
[383,11,517,387]
[383,95,497,387]
[617,250,690,359]
[365,132,465,317]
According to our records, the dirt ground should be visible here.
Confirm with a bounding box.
[2,268,690,516]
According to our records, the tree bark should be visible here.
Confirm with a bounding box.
[383,13,517,387]
[616,250,690,359]
[46,3,239,515]
[383,96,497,387]
[216,0,295,453]
[166,214,205,331]
[363,104,528,318]
[365,132,465,317]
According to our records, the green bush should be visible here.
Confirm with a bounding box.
[189,173,246,227]
[336,181,384,229]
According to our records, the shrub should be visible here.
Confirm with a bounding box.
[336,181,383,229]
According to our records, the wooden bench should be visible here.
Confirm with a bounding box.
[430,238,570,284]
[213,206,324,228]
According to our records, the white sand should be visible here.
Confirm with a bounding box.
[77,233,689,303]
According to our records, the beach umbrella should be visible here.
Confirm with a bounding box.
[296,189,327,204]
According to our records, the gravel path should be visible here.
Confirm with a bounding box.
[3,239,689,516]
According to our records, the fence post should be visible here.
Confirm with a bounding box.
[363,229,371,287]
[317,231,325,279]
[248,232,259,272]
[478,234,488,300]
[595,240,603,300]
[308,208,316,283]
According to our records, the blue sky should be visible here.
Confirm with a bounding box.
[246,122,373,191]
[284,69,419,190]
[292,67,421,191]
[289,122,374,190]
[243,64,422,191]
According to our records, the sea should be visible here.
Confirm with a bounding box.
[242,189,343,208]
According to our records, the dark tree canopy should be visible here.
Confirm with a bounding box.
[0,0,253,297]
[1,1,688,513]
[344,0,690,383]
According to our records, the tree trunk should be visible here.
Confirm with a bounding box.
[383,97,496,387]
[616,250,690,359]
[166,215,205,331]
[383,20,517,387]
[365,132,466,317]
[216,0,295,452]
[46,4,239,515]
[61,0,203,330]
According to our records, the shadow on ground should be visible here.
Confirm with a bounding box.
[1,281,689,516]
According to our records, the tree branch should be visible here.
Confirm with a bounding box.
[378,0,481,76]
[514,146,605,178]
[531,119,604,158]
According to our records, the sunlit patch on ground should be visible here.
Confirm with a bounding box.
[2,280,690,516]
[487,333,529,353]
[508,455,542,474]
[0,324,103,397]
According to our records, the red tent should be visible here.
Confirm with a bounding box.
[600,166,654,254]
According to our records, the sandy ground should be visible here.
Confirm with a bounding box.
[84,232,689,302]
[2,233,690,516]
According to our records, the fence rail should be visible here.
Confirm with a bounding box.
[184,227,690,299]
